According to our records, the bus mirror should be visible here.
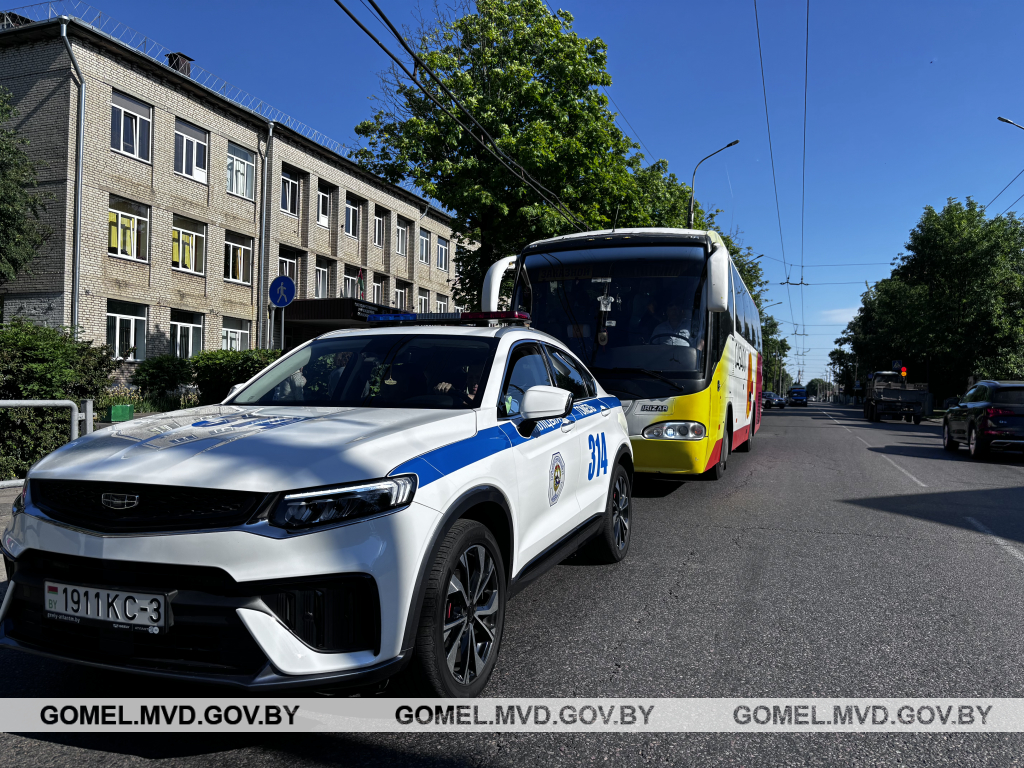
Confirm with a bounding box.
[482,255,518,312]
[708,244,729,312]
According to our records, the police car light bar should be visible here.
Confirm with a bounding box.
[367,311,530,323]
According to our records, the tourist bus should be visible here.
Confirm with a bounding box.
[484,228,763,480]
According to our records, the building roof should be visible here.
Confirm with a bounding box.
[0,2,448,220]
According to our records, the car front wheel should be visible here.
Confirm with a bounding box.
[412,519,506,697]
[582,463,632,564]
[942,421,959,452]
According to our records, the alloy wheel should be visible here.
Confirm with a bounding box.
[611,474,630,551]
[443,544,499,685]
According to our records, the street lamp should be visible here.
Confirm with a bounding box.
[688,140,740,229]
[998,116,1024,131]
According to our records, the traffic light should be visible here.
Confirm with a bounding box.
[900,367,907,378]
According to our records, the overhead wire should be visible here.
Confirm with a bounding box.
[799,0,810,371]
[332,0,586,232]
[987,166,1024,209]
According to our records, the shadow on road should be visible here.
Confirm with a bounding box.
[633,474,687,498]
[846,485,1024,544]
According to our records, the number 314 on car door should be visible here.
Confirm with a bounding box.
[588,432,608,481]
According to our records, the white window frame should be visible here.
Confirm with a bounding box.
[315,263,329,298]
[418,289,430,314]
[110,96,151,163]
[372,278,383,305]
[419,229,430,264]
[170,313,204,359]
[318,191,331,228]
[108,200,149,263]
[226,143,256,201]
[221,319,251,351]
[223,238,252,285]
[172,218,206,276]
[281,171,299,217]
[437,237,450,271]
[396,223,408,256]
[373,214,384,247]
[395,284,407,310]
[436,296,448,313]
[345,200,359,238]
[279,254,297,280]
[174,122,208,184]
[106,307,147,361]
[343,272,359,299]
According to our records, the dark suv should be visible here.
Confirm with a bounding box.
[942,380,1024,458]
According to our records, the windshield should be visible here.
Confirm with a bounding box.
[232,334,498,409]
[519,246,708,398]
[790,389,806,396]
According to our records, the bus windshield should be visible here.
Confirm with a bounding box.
[518,246,708,398]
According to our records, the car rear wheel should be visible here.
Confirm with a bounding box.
[412,519,506,697]
[942,422,959,452]
[581,463,632,564]
[913,415,922,425]
[968,424,988,459]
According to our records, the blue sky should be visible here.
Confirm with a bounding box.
[66,0,1024,380]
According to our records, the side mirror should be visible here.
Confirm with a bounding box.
[518,385,573,436]
[708,243,729,312]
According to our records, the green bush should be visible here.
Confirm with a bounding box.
[131,354,192,398]
[190,348,281,405]
[0,319,120,480]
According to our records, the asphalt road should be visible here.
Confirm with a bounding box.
[4,403,1024,765]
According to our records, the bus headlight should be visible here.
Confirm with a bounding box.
[642,421,707,440]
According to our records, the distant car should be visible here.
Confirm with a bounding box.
[943,380,1024,458]
[809,396,817,402]
[762,392,785,409]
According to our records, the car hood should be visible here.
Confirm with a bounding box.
[29,405,477,492]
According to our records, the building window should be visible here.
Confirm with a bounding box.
[396,222,408,255]
[171,215,206,275]
[226,143,255,200]
[374,214,384,247]
[395,282,407,310]
[437,237,450,271]
[279,249,297,280]
[223,232,253,285]
[281,170,299,216]
[315,257,330,298]
[343,266,362,299]
[221,317,251,351]
[173,118,208,184]
[170,309,203,359]
[372,276,383,305]
[110,91,151,162]
[418,288,430,313]
[318,190,331,228]
[107,196,149,262]
[345,199,359,238]
[106,299,147,361]
[436,295,448,313]
[419,229,430,264]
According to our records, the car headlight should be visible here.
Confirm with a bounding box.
[642,421,707,440]
[265,475,416,531]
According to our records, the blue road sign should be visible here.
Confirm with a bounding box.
[269,275,296,308]
[891,359,902,370]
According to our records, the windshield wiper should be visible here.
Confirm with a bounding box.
[594,367,687,394]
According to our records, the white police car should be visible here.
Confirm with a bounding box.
[1,313,632,696]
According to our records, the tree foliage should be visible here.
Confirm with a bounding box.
[190,348,282,405]
[836,198,1024,401]
[0,319,120,479]
[0,85,49,287]
[131,355,193,398]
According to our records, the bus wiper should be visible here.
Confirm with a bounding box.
[595,367,687,394]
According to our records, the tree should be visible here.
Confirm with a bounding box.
[352,0,710,309]
[836,198,1024,401]
[0,85,48,287]
[806,378,826,397]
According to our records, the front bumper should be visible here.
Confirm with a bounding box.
[0,500,439,689]
[630,434,709,475]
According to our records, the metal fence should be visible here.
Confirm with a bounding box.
[0,399,93,488]
[0,0,347,156]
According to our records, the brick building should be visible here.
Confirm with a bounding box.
[0,7,458,369]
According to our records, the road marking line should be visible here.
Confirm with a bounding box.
[965,516,1024,566]
[820,410,927,487]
